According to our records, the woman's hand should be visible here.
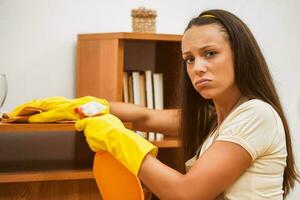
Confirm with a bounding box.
[75,114,158,176]
[3,96,109,123]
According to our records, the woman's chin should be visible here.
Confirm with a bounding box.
[199,92,214,99]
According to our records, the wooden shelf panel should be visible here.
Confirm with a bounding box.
[78,32,182,41]
[0,169,94,183]
[0,122,76,132]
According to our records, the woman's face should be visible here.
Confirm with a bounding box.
[182,24,237,100]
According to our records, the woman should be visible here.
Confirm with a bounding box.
[76,9,299,199]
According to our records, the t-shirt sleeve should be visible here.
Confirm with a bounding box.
[216,100,278,160]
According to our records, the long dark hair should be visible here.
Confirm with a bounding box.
[179,9,299,197]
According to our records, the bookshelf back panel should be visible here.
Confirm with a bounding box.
[155,41,183,108]
[124,40,156,71]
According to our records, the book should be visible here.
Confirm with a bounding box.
[145,70,154,109]
[139,73,147,138]
[132,72,141,105]
[128,74,134,104]
[139,73,146,107]
[132,71,147,138]
[122,72,129,103]
[145,70,155,141]
[153,73,164,141]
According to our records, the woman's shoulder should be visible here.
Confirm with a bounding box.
[218,98,286,160]
[221,98,283,132]
[234,98,280,121]
[240,98,274,112]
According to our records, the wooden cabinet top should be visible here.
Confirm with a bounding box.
[0,122,76,132]
[78,32,182,41]
[0,122,132,132]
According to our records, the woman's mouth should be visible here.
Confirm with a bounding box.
[195,79,211,88]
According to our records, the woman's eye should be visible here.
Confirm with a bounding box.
[204,51,217,58]
[184,57,194,64]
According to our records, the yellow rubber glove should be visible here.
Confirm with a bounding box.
[75,114,158,176]
[6,96,109,123]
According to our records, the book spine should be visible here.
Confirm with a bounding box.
[145,70,155,141]
[145,70,153,109]
[132,72,141,105]
[122,72,129,103]
[153,73,164,141]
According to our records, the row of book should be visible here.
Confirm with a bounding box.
[122,70,164,141]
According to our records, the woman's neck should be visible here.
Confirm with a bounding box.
[213,89,242,127]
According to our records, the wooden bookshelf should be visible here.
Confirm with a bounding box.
[0,32,184,200]
[75,31,185,170]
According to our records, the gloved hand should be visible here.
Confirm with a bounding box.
[3,96,109,123]
[75,114,158,176]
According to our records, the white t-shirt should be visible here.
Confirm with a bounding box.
[185,99,287,200]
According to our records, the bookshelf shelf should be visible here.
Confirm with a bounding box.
[78,32,182,41]
[0,169,94,183]
[0,122,76,132]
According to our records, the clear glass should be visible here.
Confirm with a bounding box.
[0,74,8,110]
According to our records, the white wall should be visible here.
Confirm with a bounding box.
[0,0,299,198]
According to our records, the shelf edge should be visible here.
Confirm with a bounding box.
[0,169,94,183]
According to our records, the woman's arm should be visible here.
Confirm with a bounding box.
[139,141,252,200]
[109,102,180,136]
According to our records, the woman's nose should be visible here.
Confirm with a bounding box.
[194,58,208,73]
